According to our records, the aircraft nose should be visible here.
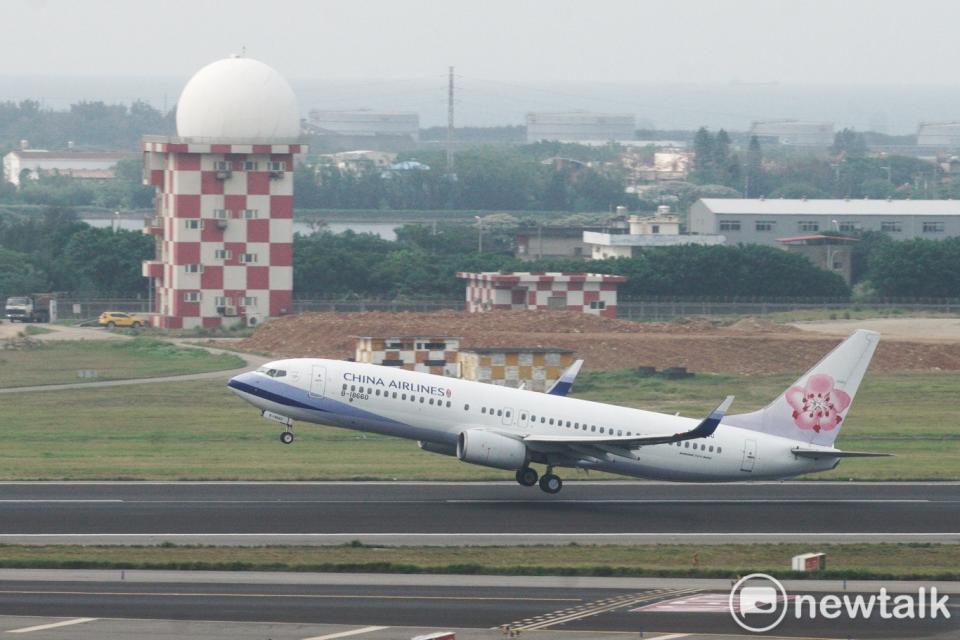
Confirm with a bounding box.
[227,371,256,394]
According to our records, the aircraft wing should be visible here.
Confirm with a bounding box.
[523,396,734,454]
[546,359,584,396]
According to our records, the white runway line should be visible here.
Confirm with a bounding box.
[645,634,690,640]
[6,618,97,633]
[301,626,389,640]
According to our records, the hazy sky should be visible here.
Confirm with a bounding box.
[5,0,960,85]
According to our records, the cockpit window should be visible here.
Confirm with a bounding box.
[257,366,287,378]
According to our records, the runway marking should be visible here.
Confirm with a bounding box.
[644,634,690,640]
[504,588,701,632]
[0,500,123,503]
[0,531,960,540]
[0,590,580,603]
[445,499,933,504]
[301,626,389,640]
[6,618,97,633]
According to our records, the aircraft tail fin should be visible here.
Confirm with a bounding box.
[547,359,584,396]
[724,330,880,446]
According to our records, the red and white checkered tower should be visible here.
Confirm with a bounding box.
[142,56,306,329]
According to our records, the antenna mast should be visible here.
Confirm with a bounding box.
[446,66,455,175]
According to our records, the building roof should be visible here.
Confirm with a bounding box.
[776,235,860,244]
[460,347,574,354]
[698,198,960,216]
[456,271,627,283]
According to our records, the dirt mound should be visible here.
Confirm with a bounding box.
[236,311,960,374]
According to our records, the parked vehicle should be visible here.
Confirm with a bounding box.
[98,311,147,329]
[4,295,53,323]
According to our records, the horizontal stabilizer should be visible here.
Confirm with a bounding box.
[792,447,893,459]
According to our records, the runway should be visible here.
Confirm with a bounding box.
[1,481,958,545]
[0,571,957,639]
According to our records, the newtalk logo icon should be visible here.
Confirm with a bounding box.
[728,573,951,634]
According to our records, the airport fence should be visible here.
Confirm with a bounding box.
[35,296,960,324]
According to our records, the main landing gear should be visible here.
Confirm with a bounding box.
[280,429,294,445]
[516,466,563,493]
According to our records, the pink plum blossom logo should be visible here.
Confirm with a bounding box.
[785,373,850,433]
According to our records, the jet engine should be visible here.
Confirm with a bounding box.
[456,429,528,470]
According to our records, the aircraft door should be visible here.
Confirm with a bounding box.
[309,364,327,398]
[741,438,757,472]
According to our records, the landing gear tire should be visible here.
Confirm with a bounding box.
[515,467,538,487]
[538,474,563,494]
[280,431,294,445]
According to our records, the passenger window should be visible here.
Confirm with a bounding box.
[591,426,596,432]
[600,427,605,434]
[350,385,356,391]
[481,407,486,414]
[402,394,407,400]
[521,413,526,420]
[464,404,470,411]
[540,417,546,423]
[684,442,689,448]
[566,421,571,427]
[420,397,425,403]
[701,444,706,450]
[429,398,434,405]
[375,389,380,396]
[617,430,622,436]
[505,410,510,417]
[549,419,554,425]
[717,447,722,453]
[392,392,397,399]
[446,401,452,408]
[574,423,579,429]
[342,383,347,390]
[709,446,714,452]
[497,409,502,417]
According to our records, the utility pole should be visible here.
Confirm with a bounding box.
[446,66,455,175]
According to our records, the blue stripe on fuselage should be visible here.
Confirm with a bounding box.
[227,376,408,428]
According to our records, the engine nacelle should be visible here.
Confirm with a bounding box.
[456,429,528,470]
[418,440,457,457]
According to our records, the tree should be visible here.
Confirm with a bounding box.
[831,128,868,157]
[745,135,766,197]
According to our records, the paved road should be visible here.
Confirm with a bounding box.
[0,571,956,639]
[1,481,957,545]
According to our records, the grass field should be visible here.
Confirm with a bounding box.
[0,368,956,480]
[0,338,245,388]
[0,543,956,580]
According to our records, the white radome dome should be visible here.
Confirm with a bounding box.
[175,56,300,140]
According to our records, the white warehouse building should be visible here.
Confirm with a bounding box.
[526,112,635,143]
[917,122,960,148]
[308,110,419,141]
[749,120,834,146]
[689,198,960,245]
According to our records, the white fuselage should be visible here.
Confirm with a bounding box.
[228,358,839,482]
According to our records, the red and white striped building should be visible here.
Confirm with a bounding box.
[456,272,626,319]
[142,57,306,329]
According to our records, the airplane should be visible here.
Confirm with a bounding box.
[227,329,888,493]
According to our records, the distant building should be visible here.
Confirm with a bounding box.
[622,150,693,187]
[526,112,635,143]
[917,122,960,148]
[308,110,420,142]
[749,120,834,147]
[584,212,725,259]
[689,198,960,245]
[2,148,133,186]
[515,226,594,260]
[355,336,460,377]
[456,271,626,319]
[776,235,859,285]
[459,347,574,392]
